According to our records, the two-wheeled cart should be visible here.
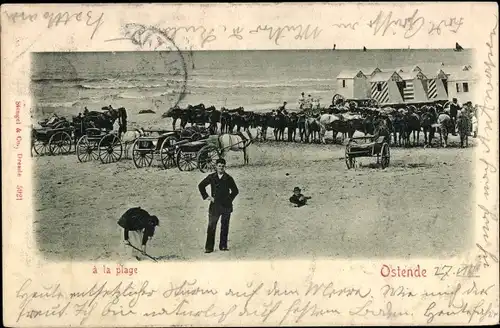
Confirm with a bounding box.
[345,135,390,169]
[76,128,123,164]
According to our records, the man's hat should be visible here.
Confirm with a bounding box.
[293,187,301,192]
[149,215,159,226]
[216,158,226,165]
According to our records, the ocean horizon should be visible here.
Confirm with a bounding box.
[31,49,474,119]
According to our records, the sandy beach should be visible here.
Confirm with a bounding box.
[33,115,475,262]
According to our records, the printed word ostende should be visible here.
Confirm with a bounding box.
[380,264,427,278]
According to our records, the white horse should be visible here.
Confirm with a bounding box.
[432,113,452,148]
[318,113,342,144]
[120,128,146,158]
[216,129,255,165]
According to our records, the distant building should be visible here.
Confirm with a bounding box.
[399,71,428,103]
[446,70,478,104]
[443,64,472,73]
[336,70,370,99]
[415,62,445,75]
[335,62,474,105]
[396,65,422,73]
[422,69,449,101]
[369,71,404,105]
[360,67,382,78]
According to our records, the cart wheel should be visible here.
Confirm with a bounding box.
[132,139,154,168]
[176,148,198,171]
[160,136,178,169]
[98,134,123,164]
[48,131,72,155]
[76,136,98,162]
[380,143,390,168]
[332,94,345,106]
[197,145,219,173]
[33,140,49,156]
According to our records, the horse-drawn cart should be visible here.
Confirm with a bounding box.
[176,132,254,173]
[345,135,390,169]
[132,131,179,169]
[76,129,123,164]
[31,126,73,156]
[131,126,210,169]
[175,140,214,172]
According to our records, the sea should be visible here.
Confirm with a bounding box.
[31,49,473,119]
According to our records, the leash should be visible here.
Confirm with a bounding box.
[125,242,158,262]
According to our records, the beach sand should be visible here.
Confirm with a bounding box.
[33,114,475,262]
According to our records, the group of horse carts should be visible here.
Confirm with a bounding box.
[31,95,477,172]
[31,107,252,173]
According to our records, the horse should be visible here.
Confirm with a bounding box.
[163,106,183,130]
[362,115,376,136]
[74,106,126,140]
[304,116,321,143]
[273,112,287,141]
[403,112,421,147]
[220,110,231,134]
[391,112,406,146]
[237,112,252,133]
[120,128,146,158]
[286,113,298,142]
[260,113,274,141]
[373,116,391,140]
[433,113,453,148]
[456,111,470,148]
[192,106,215,127]
[297,113,307,142]
[214,129,255,165]
[208,109,221,134]
[420,107,437,147]
[339,113,363,141]
[318,113,341,144]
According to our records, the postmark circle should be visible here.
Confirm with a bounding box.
[119,23,189,110]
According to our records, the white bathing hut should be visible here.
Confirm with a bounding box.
[360,67,382,78]
[446,70,479,104]
[336,70,370,99]
[421,69,449,101]
[419,64,472,101]
[399,70,428,103]
[396,65,421,74]
[369,71,404,105]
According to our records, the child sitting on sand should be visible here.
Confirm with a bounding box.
[289,187,311,208]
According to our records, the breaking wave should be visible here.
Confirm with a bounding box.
[36,101,79,108]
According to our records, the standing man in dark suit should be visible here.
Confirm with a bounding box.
[449,98,461,135]
[198,158,239,253]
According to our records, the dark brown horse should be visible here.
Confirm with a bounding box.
[273,111,287,141]
[297,113,307,142]
[420,106,437,147]
[286,112,298,142]
[403,112,421,147]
